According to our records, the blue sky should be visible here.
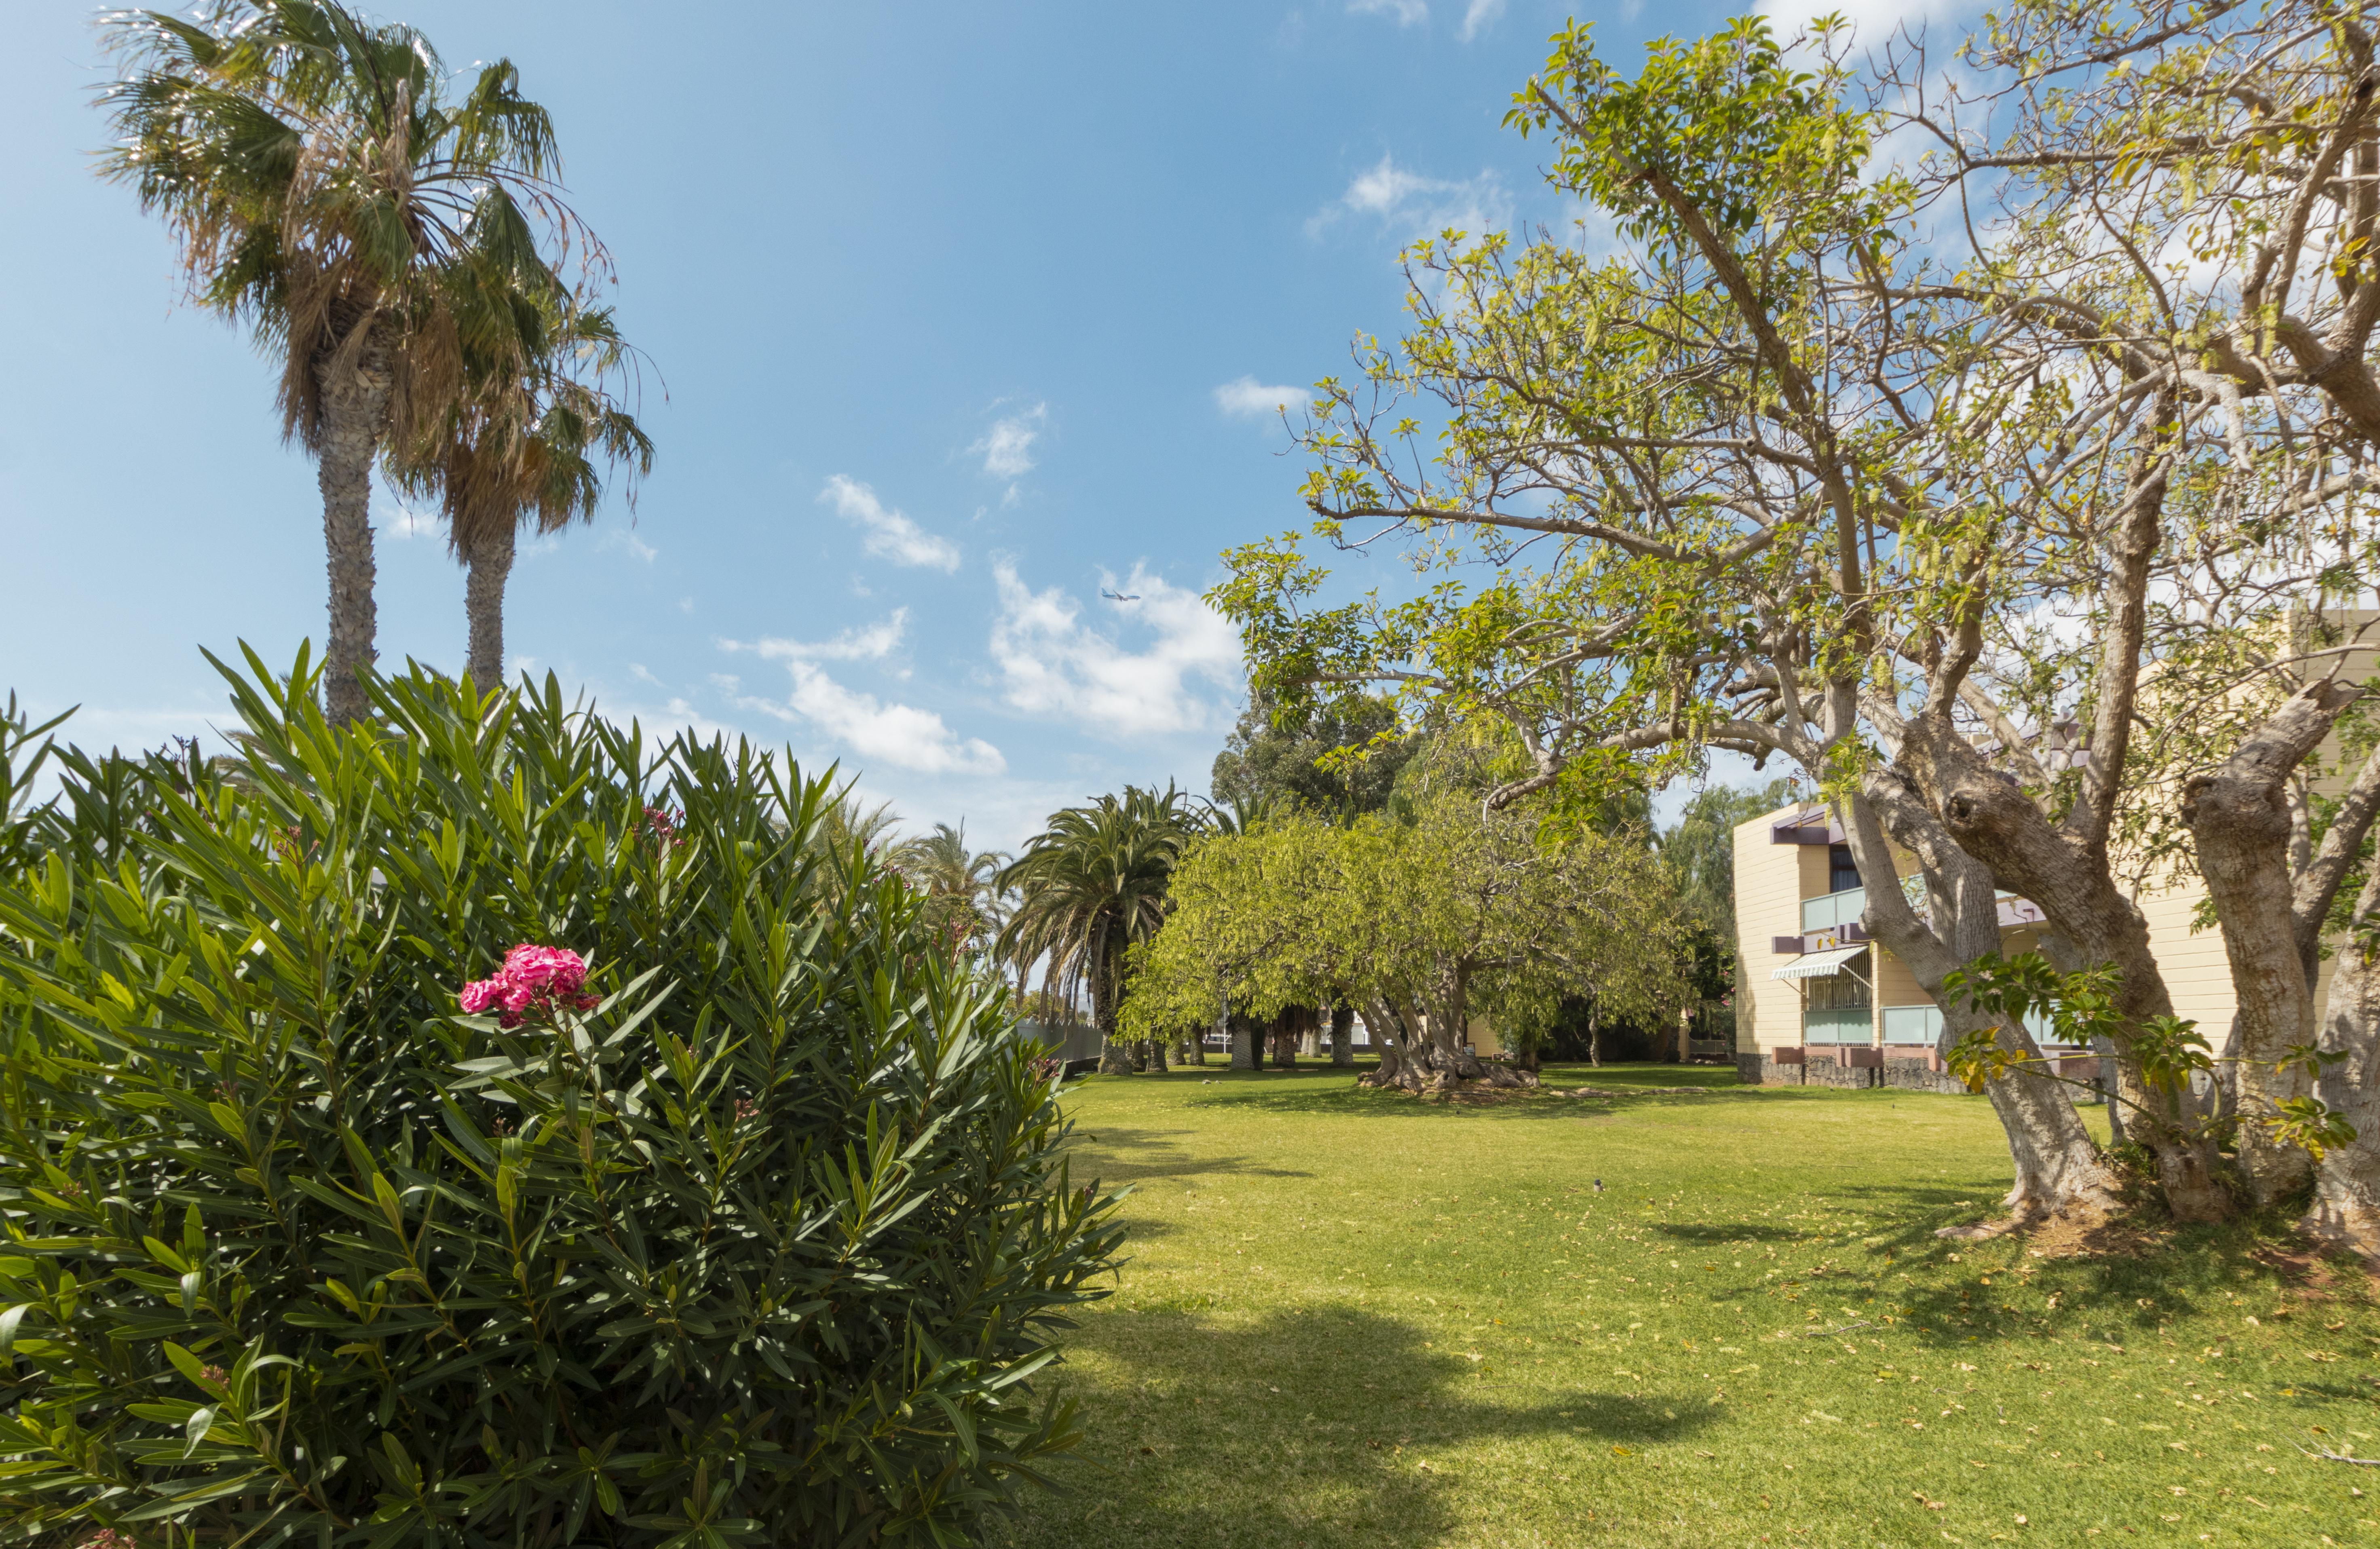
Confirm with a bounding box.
[0,0,1872,845]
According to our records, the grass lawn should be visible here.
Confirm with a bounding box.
[993,1060,2380,1549]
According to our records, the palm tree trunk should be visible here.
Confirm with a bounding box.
[1093,932,1132,1075]
[1330,1002,1354,1067]
[315,327,393,725]
[465,518,517,693]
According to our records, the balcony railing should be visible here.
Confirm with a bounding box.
[1880,1003,2058,1046]
[1801,887,1867,933]
[1803,1006,1873,1044]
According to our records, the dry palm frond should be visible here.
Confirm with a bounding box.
[98,0,615,464]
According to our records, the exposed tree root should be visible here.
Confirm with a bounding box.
[1356,1063,1540,1096]
[1934,1187,2142,1258]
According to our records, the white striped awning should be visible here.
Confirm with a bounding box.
[1771,946,1867,981]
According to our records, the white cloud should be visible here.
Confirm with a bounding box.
[723,610,1000,775]
[374,485,436,542]
[1214,376,1306,419]
[819,475,962,572]
[1350,0,1428,23]
[988,561,1242,739]
[723,609,909,664]
[971,404,1046,479]
[604,529,657,563]
[1757,0,1970,40]
[1310,154,1513,240]
[740,664,1004,777]
[1457,0,1504,39]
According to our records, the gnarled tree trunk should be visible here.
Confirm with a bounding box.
[2306,869,2380,1256]
[1902,721,2231,1221]
[1849,778,2127,1230]
[1358,994,1429,1091]
[1423,966,1487,1080]
[2184,679,2365,1203]
[315,324,394,725]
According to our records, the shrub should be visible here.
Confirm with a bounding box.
[0,653,1123,1549]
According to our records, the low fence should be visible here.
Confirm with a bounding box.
[1018,1019,1103,1068]
[1734,1047,2110,1101]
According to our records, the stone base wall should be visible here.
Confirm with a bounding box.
[1734,1050,2086,1099]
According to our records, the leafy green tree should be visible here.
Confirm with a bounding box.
[1216,13,2334,1226]
[999,786,1200,1074]
[99,1,619,722]
[1210,691,1413,816]
[1129,792,1685,1088]
[1659,780,1799,937]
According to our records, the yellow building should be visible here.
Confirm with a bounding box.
[1731,803,2236,1079]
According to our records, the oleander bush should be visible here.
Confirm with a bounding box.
[0,651,1122,1549]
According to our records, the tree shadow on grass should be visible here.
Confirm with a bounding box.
[1670,1179,2365,1351]
[1171,1079,1808,1121]
[995,1304,1714,1549]
[1653,1222,1808,1245]
[1060,1125,1316,1185]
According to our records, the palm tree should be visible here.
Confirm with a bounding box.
[999,785,1200,1074]
[818,787,903,857]
[395,300,652,691]
[99,1,610,722]
[1200,792,1284,838]
[893,822,1009,962]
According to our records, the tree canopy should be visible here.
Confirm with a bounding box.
[1209,690,1414,817]
[1126,789,1687,1088]
[1213,0,2380,1232]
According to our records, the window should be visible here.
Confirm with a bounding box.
[1882,1005,1943,1045]
[1806,960,1870,1011]
[1827,842,1862,894]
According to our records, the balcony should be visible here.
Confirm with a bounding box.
[1803,1006,1872,1044]
[1881,1003,2057,1046]
[1801,886,1866,934]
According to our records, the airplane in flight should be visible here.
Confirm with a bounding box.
[1100,589,1141,601]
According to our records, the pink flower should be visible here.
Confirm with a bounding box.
[458,945,596,1027]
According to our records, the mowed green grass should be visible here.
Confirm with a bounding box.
[992,1062,2380,1549]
